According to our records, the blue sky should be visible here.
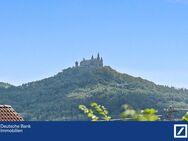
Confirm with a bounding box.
[0,0,188,88]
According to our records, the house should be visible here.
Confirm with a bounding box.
[0,105,24,121]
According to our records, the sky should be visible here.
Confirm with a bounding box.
[0,0,188,88]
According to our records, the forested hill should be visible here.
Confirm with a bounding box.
[0,65,188,121]
[0,82,14,89]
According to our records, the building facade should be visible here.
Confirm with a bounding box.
[75,53,103,68]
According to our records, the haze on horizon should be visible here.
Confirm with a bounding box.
[0,0,188,88]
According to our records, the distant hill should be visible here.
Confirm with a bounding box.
[0,55,188,121]
[0,82,14,89]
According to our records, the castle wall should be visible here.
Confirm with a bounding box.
[75,55,103,68]
[80,59,103,68]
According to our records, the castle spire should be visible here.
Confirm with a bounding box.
[97,53,100,61]
[100,57,103,66]
[91,55,94,60]
[101,57,103,62]
[75,61,79,67]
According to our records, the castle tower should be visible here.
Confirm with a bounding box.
[97,53,100,61]
[91,55,94,60]
[100,57,103,66]
[75,61,79,67]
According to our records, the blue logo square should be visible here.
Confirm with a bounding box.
[174,124,188,139]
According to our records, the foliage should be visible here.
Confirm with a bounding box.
[120,104,160,121]
[79,105,99,121]
[182,112,188,121]
[0,82,13,89]
[79,102,111,121]
[79,103,188,122]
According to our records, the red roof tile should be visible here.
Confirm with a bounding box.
[0,105,24,121]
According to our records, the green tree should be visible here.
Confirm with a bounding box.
[182,112,188,121]
[120,105,160,121]
[79,102,111,121]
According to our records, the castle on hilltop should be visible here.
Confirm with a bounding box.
[75,53,103,68]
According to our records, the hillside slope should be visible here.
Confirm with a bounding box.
[0,82,13,89]
[0,66,188,121]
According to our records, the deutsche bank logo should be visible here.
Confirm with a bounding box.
[174,124,188,138]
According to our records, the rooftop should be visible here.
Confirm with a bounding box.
[0,105,24,121]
